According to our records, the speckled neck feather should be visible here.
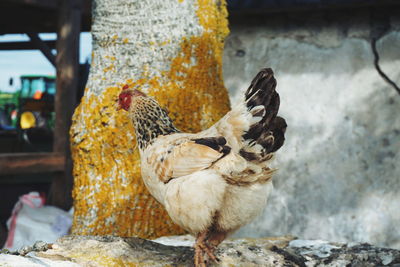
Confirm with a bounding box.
[130,97,179,150]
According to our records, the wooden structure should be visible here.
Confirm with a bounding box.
[0,0,91,209]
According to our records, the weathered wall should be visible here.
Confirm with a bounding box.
[223,8,400,249]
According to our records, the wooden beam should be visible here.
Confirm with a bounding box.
[2,0,58,9]
[48,0,82,209]
[227,0,400,14]
[0,153,65,175]
[0,40,56,50]
[0,2,91,34]
[27,33,56,67]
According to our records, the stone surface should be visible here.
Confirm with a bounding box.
[1,235,400,266]
[223,8,400,249]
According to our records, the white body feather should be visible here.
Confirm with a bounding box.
[139,102,275,234]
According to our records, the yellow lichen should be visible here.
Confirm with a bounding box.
[71,0,230,239]
[67,252,144,267]
[103,64,115,72]
[105,55,116,61]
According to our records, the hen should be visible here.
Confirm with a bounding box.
[118,68,286,266]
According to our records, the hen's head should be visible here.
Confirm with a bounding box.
[117,88,179,149]
[118,89,147,111]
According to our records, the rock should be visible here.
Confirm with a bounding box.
[1,235,400,266]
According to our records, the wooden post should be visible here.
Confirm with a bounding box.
[48,0,81,209]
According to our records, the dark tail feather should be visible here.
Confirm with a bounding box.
[241,68,287,162]
[266,116,287,153]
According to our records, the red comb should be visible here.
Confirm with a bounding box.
[122,84,129,90]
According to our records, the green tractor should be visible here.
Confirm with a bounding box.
[17,75,56,130]
[0,75,56,130]
[0,63,89,152]
[0,75,56,152]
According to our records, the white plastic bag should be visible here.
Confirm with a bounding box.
[4,192,72,251]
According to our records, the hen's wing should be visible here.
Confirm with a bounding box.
[147,136,231,183]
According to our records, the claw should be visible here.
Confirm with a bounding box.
[200,242,219,263]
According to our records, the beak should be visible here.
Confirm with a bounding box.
[115,100,122,111]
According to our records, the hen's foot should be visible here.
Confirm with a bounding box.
[200,241,220,263]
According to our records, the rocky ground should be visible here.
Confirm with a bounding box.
[1,235,400,266]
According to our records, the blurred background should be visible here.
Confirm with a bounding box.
[0,0,399,250]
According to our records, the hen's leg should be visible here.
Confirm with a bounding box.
[194,231,207,267]
[194,231,220,267]
[207,230,227,249]
[204,230,227,260]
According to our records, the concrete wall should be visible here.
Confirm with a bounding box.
[223,8,400,249]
